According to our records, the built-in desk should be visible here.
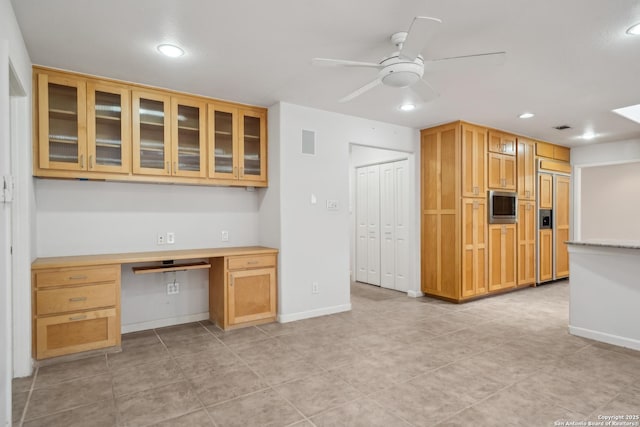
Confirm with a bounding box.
[32,246,278,360]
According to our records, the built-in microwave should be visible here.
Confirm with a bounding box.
[488,190,517,224]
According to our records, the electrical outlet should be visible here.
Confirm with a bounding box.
[312,281,319,294]
[326,199,338,211]
[167,232,175,244]
[157,233,166,245]
[167,282,180,295]
[221,230,229,242]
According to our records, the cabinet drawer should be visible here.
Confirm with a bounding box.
[36,283,116,316]
[227,254,276,270]
[35,308,118,359]
[35,265,119,288]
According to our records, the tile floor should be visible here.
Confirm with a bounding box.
[12,280,640,426]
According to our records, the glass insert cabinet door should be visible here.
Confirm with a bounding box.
[86,82,131,173]
[209,104,239,180]
[37,73,87,171]
[171,97,206,177]
[132,90,171,176]
[239,109,267,182]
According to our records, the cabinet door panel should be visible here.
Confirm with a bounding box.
[517,139,535,200]
[488,225,503,290]
[461,124,487,197]
[503,155,516,190]
[38,73,87,171]
[555,175,570,278]
[239,109,267,183]
[488,153,503,189]
[172,97,206,177]
[209,105,239,179]
[462,199,487,297]
[488,131,516,155]
[539,229,553,282]
[517,201,536,285]
[133,91,171,176]
[539,174,553,209]
[228,268,276,325]
[87,82,130,173]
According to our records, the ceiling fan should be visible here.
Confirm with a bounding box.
[312,16,506,103]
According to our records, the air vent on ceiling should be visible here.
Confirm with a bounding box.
[553,125,571,130]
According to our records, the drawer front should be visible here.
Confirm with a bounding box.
[227,254,276,270]
[35,265,119,288]
[35,308,118,359]
[36,283,116,316]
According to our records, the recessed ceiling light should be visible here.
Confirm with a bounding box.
[581,131,596,140]
[399,103,416,112]
[613,103,640,124]
[626,23,640,35]
[157,44,185,58]
[518,112,534,119]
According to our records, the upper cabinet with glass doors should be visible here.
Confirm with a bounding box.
[209,104,267,186]
[36,70,130,174]
[34,66,267,187]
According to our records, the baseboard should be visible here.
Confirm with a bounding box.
[569,325,640,352]
[407,289,424,298]
[277,303,352,323]
[122,312,210,334]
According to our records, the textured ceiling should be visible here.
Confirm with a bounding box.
[11,0,640,146]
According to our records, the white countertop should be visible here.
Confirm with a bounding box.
[566,240,640,250]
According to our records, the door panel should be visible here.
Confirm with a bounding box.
[366,166,380,286]
[380,163,395,289]
[539,229,553,282]
[394,160,410,292]
[539,174,553,209]
[356,167,368,282]
[555,175,570,278]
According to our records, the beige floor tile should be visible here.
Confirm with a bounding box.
[207,389,303,427]
[25,373,113,420]
[162,333,225,358]
[174,347,243,379]
[111,357,185,397]
[107,341,170,370]
[274,372,362,417]
[116,381,202,427]
[310,398,412,427]
[12,376,34,393]
[151,409,214,426]
[12,390,28,424]
[121,330,161,349]
[215,326,270,345]
[34,355,108,389]
[155,322,209,340]
[247,355,324,386]
[22,399,117,427]
[189,364,268,406]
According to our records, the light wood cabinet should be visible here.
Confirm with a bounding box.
[34,66,267,187]
[488,152,516,190]
[209,254,277,329]
[539,229,553,282]
[488,131,516,155]
[461,123,487,198]
[32,265,121,360]
[461,198,487,297]
[517,200,536,286]
[517,138,535,200]
[208,105,267,185]
[488,224,516,291]
[536,141,570,162]
[555,175,570,278]
[539,173,553,209]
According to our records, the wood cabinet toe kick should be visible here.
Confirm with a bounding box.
[32,246,278,360]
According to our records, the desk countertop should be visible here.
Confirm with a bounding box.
[32,246,279,269]
[566,240,640,250]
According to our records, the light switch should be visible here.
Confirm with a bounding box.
[311,194,317,205]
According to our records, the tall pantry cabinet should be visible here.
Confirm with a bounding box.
[516,138,536,286]
[421,122,488,300]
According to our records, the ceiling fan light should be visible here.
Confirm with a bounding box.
[519,112,534,119]
[157,44,185,58]
[626,23,640,35]
[400,103,416,111]
[382,71,420,88]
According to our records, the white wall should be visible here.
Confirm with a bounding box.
[267,102,418,321]
[571,138,640,241]
[0,0,33,425]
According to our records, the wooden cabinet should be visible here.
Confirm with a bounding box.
[488,152,516,190]
[539,173,553,209]
[461,123,487,197]
[209,254,277,329]
[517,138,535,200]
[539,229,553,282]
[488,131,516,155]
[34,66,267,187]
[536,141,570,162]
[32,265,121,359]
[209,105,267,185]
[488,224,516,291]
[461,199,487,297]
[517,200,536,286]
[555,175,570,278]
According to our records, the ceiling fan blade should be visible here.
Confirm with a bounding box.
[339,79,382,103]
[412,79,439,103]
[312,58,383,69]
[399,16,443,61]
[425,51,506,71]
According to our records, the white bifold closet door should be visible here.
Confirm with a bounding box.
[356,159,409,291]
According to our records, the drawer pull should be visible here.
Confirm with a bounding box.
[68,275,88,280]
[69,315,87,321]
[247,261,259,265]
[69,296,87,302]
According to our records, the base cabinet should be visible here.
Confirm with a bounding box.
[539,229,553,282]
[517,201,536,286]
[488,224,517,291]
[210,254,277,329]
[32,265,121,360]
